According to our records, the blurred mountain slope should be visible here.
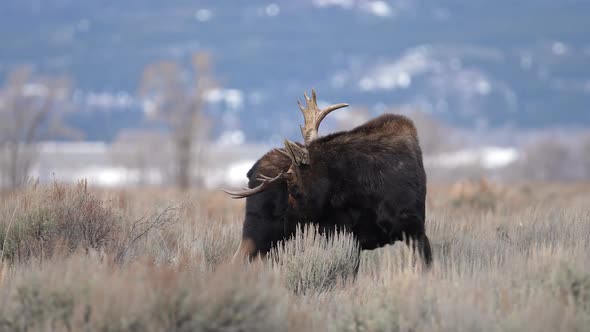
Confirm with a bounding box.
[1,0,589,141]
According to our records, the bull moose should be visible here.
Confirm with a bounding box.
[225,90,432,269]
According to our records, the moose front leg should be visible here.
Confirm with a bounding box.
[231,237,258,264]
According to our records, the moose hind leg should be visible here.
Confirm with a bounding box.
[404,233,433,268]
[351,244,362,279]
[416,233,433,268]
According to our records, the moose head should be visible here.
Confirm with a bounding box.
[223,89,348,201]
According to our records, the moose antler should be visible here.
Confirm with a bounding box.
[223,90,348,199]
[297,89,349,144]
[222,172,288,199]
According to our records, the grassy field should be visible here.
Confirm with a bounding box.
[0,179,589,331]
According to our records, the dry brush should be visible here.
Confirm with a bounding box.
[0,181,588,331]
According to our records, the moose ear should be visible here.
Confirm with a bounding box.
[283,139,309,165]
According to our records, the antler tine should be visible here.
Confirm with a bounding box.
[222,187,260,199]
[222,172,286,199]
[297,100,305,113]
[275,148,291,158]
[317,102,349,125]
[257,174,277,181]
[297,89,349,145]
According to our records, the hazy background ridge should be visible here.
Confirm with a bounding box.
[1,0,589,142]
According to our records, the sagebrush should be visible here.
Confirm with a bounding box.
[0,181,589,331]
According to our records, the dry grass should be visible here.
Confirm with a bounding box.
[0,180,589,331]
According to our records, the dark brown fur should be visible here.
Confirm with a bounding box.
[236,114,432,267]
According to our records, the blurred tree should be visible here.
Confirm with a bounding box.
[0,66,78,189]
[139,52,216,190]
[110,129,172,186]
[519,138,572,181]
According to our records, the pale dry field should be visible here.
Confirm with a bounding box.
[0,180,589,331]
